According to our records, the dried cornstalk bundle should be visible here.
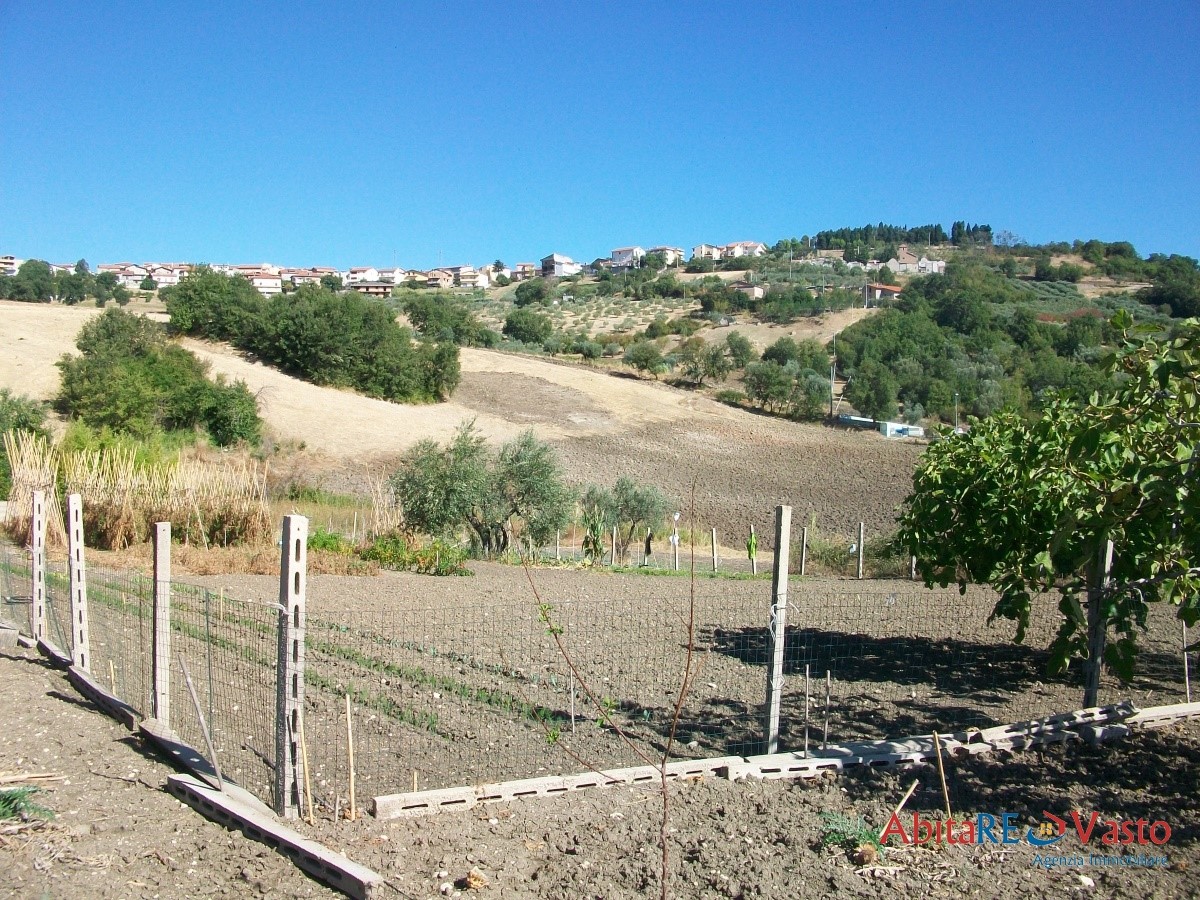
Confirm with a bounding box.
[2,431,66,548]
[7,437,270,551]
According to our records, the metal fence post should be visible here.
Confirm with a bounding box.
[30,490,46,641]
[152,522,171,725]
[764,505,792,754]
[857,522,865,580]
[275,515,308,819]
[67,494,91,671]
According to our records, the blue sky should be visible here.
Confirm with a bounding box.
[2,1,1198,269]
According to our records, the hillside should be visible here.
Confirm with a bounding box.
[0,300,921,540]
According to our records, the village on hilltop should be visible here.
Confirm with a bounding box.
[0,240,943,298]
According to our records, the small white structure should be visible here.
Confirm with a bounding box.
[611,246,645,270]
[879,421,925,439]
[648,246,684,266]
[540,253,582,278]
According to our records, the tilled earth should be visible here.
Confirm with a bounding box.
[5,632,1198,900]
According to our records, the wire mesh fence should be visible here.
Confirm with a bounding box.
[297,577,1192,803]
[0,542,32,631]
[3,535,1193,816]
[168,583,279,805]
[85,567,154,716]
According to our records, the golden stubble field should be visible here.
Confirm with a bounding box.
[0,299,921,540]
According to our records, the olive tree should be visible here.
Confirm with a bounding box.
[897,313,1199,706]
[391,421,574,556]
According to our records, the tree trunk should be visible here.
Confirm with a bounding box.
[1083,541,1114,709]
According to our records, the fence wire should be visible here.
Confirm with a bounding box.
[86,568,154,716]
[169,583,279,806]
[299,577,1192,805]
[0,543,32,631]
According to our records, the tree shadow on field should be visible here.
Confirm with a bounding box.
[702,623,1077,697]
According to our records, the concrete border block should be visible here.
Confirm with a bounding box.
[67,665,140,730]
[169,773,383,900]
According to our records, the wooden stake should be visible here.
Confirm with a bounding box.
[299,711,314,825]
[345,694,357,821]
[880,778,920,843]
[1185,623,1192,704]
[108,659,117,695]
[803,664,811,758]
[178,652,223,791]
[822,670,831,752]
[932,731,952,820]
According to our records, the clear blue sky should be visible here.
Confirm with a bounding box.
[2,1,1198,269]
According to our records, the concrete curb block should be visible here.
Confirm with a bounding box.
[37,637,72,668]
[373,755,743,820]
[67,665,140,730]
[168,773,384,900]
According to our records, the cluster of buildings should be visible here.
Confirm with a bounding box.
[4,239,942,300]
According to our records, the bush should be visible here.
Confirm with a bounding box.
[715,389,746,406]
[55,309,262,447]
[308,526,354,554]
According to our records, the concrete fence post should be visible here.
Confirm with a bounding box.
[711,527,718,573]
[152,522,172,725]
[799,526,808,577]
[67,494,91,671]
[910,555,917,580]
[856,522,865,580]
[30,490,46,641]
[275,515,308,819]
[764,505,792,754]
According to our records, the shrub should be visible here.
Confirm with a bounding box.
[308,526,354,554]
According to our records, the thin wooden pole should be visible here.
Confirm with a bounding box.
[879,779,920,843]
[803,664,811,758]
[610,525,617,566]
[856,522,865,580]
[932,731,952,820]
[345,694,357,821]
[299,711,314,825]
[178,652,223,791]
[822,670,831,751]
[799,526,808,577]
[1185,623,1192,704]
[750,524,757,576]
[711,527,718,573]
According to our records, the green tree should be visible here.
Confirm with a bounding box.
[624,341,666,379]
[320,273,344,291]
[163,267,265,343]
[55,309,261,446]
[9,260,55,301]
[513,278,550,307]
[845,360,898,420]
[898,314,1200,707]
[391,421,574,555]
[725,332,756,369]
[744,361,792,411]
[140,275,157,291]
[0,389,49,497]
[503,308,553,345]
[581,477,672,558]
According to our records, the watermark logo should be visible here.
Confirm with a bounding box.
[880,810,1172,849]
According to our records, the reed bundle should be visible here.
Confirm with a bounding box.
[3,434,269,551]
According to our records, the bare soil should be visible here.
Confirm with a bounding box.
[0,646,338,899]
[4,641,1197,900]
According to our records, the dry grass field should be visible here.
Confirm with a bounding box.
[0,300,921,539]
